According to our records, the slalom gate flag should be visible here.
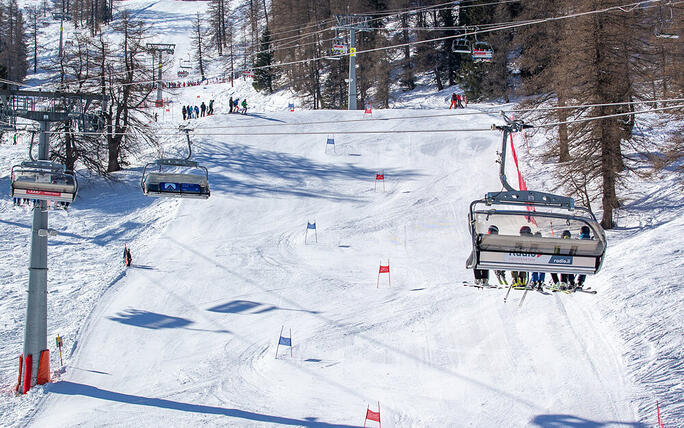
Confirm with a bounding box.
[288,103,295,111]
[278,336,291,346]
[327,138,335,145]
[509,133,537,226]
[307,222,316,230]
[657,401,664,428]
[366,409,380,422]
[379,265,390,273]
[376,173,384,180]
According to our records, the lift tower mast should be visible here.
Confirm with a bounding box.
[0,89,105,394]
[334,15,371,111]
[146,43,175,107]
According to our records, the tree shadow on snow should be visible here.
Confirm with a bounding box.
[47,381,360,427]
[191,142,421,201]
[531,414,646,428]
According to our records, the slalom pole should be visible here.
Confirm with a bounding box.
[290,328,293,358]
[275,325,284,359]
[519,288,529,308]
[503,283,513,303]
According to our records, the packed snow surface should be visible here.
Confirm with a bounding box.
[1,0,682,426]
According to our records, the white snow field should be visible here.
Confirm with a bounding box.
[0,0,681,426]
[1,105,657,427]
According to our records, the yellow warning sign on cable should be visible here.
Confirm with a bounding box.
[350,48,356,57]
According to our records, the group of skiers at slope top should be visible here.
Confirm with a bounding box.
[473,224,592,291]
[449,92,465,109]
[228,97,248,114]
[182,99,215,120]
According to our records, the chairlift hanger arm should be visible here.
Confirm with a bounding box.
[494,114,534,192]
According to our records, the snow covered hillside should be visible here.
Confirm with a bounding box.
[1,0,682,426]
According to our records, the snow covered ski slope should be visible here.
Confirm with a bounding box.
[0,107,646,427]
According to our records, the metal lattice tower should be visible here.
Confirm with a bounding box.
[146,43,175,107]
[335,15,372,110]
[0,89,106,394]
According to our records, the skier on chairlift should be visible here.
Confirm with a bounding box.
[530,231,546,290]
[575,226,592,289]
[488,225,508,285]
[559,230,576,289]
[512,225,532,287]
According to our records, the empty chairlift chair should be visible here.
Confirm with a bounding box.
[10,132,77,206]
[11,161,78,204]
[141,129,210,199]
[466,115,607,277]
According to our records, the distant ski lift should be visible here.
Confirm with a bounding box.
[466,115,607,276]
[178,56,192,77]
[655,5,679,39]
[451,37,471,54]
[472,41,493,63]
[332,44,347,55]
[141,129,210,199]
[52,12,70,21]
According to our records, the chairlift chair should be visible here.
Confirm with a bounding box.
[466,115,607,276]
[471,41,493,63]
[11,161,78,204]
[10,132,78,205]
[141,129,210,199]
[451,37,471,54]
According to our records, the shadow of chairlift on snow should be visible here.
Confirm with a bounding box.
[530,414,646,428]
[207,300,320,315]
[46,381,359,427]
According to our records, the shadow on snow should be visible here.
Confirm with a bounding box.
[530,414,646,428]
[47,381,361,427]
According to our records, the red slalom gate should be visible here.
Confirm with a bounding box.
[375,171,385,192]
[377,261,390,288]
[364,402,381,427]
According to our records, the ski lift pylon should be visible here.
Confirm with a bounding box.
[466,114,607,276]
[141,128,210,199]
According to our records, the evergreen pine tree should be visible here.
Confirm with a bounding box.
[253,26,275,93]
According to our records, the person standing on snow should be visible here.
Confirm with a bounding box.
[241,99,247,114]
[200,102,206,117]
[194,105,199,118]
[449,93,458,109]
[229,97,234,113]
[209,99,214,115]
[182,105,187,120]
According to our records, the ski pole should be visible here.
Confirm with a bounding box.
[503,283,513,303]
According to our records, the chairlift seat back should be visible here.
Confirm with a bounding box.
[11,162,77,203]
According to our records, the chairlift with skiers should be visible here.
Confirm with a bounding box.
[141,128,210,199]
[178,55,192,77]
[451,30,494,63]
[466,114,607,276]
[10,133,78,205]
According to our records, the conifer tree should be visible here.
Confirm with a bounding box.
[253,27,275,93]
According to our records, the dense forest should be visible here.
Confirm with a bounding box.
[1,0,682,227]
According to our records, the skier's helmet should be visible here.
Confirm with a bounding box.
[488,225,499,235]
[580,225,591,237]
[562,230,571,239]
[519,225,532,236]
